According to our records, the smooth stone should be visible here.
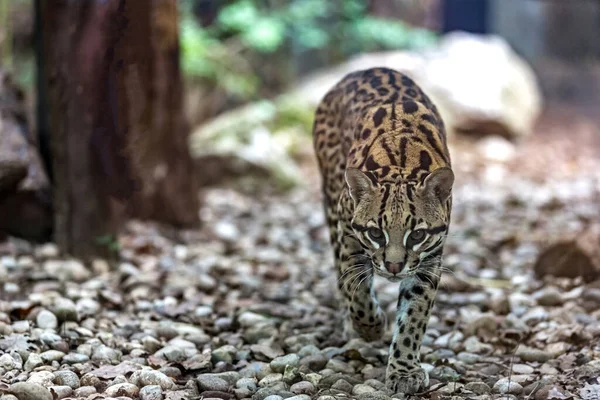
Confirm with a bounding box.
[286,396,311,400]
[48,386,72,399]
[104,383,140,397]
[290,381,315,394]
[73,386,97,397]
[130,369,175,390]
[516,346,552,363]
[0,354,21,371]
[258,373,283,387]
[9,382,52,400]
[263,396,284,400]
[212,345,236,364]
[352,384,376,395]
[91,345,122,364]
[298,345,320,357]
[27,371,55,386]
[53,298,79,322]
[36,310,58,330]
[40,350,65,363]
[24,353,43,372]
[238,312,269,328]
[142,336,162,353]
[43,260,90,281]
[331,379,353,393]
[140,385,164,400]
[53,370,80,389]
[299,354,328,371]
[197,375,230,392]
[457,352,480,364]
[357,392,393,400]
[325,359,354,374]
[429,365,460,382]
[203,372,241,385]
[270,354,300,373]
[62,352,89,364]
[465,381,491,394]
[235,377,258,392]
[493,378,523,395]
[511,364,534,375]
[39,332,63,347]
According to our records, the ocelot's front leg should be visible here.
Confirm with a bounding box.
[386,269,440,394]
[337,238,387,342]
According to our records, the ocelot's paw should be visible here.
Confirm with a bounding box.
[386,367,429,394]
[353,321,386,342]
[352,313,387,342]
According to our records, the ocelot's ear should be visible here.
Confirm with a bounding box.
[421,167,454,203]
[345,168,375,203]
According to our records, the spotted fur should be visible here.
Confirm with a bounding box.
[313,67,454,394]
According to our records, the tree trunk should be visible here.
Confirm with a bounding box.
[118,0,200,226]
[39,0,198,260]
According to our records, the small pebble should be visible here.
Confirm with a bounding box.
[130,369,174,390]
[516,346,552,363]
[36,310,58,330]
[140,385,164,400]
[197,375,230,392]
[48,385,73,399]
[105,382,140,397]
[9,382,52,400]
[73,386,97,397]
[353,384,376,395]
[263,396,284,400]
[53,370,80,389]
[270,353,300,373]
[465,381,491,394]
[493,378,523,395]
[290,381,315,394]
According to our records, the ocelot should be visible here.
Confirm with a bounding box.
[313,67,453,394]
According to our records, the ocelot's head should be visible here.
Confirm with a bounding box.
[345,167,454,281]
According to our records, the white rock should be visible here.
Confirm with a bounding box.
[105,382,139,397]
[294,32,542,140]
[24,353,43,371]
[36,310,58,330]
[130,368,174,390]
[43,260,90,281]
[477,136,517,162]
[48,385,72,399]
[27,371,55,387]
[493,378,523,394]
[0,354,21,371]
[417,32,541,139]
[140,385,164,400]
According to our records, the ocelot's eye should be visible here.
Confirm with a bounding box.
[409,229,426,243]
[367,227,384,241]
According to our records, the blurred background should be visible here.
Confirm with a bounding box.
[1,0,599,252]
[1,1,600,398]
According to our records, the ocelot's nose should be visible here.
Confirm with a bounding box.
[385,262,403,274]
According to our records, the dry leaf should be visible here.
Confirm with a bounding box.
[88,362,140,379]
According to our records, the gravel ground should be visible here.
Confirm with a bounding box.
[1,124,600,400]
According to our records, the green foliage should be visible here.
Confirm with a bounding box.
[95,234,120,253]
[268,96,315,136]
[180,0,438,101]
[180,12,259,98]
